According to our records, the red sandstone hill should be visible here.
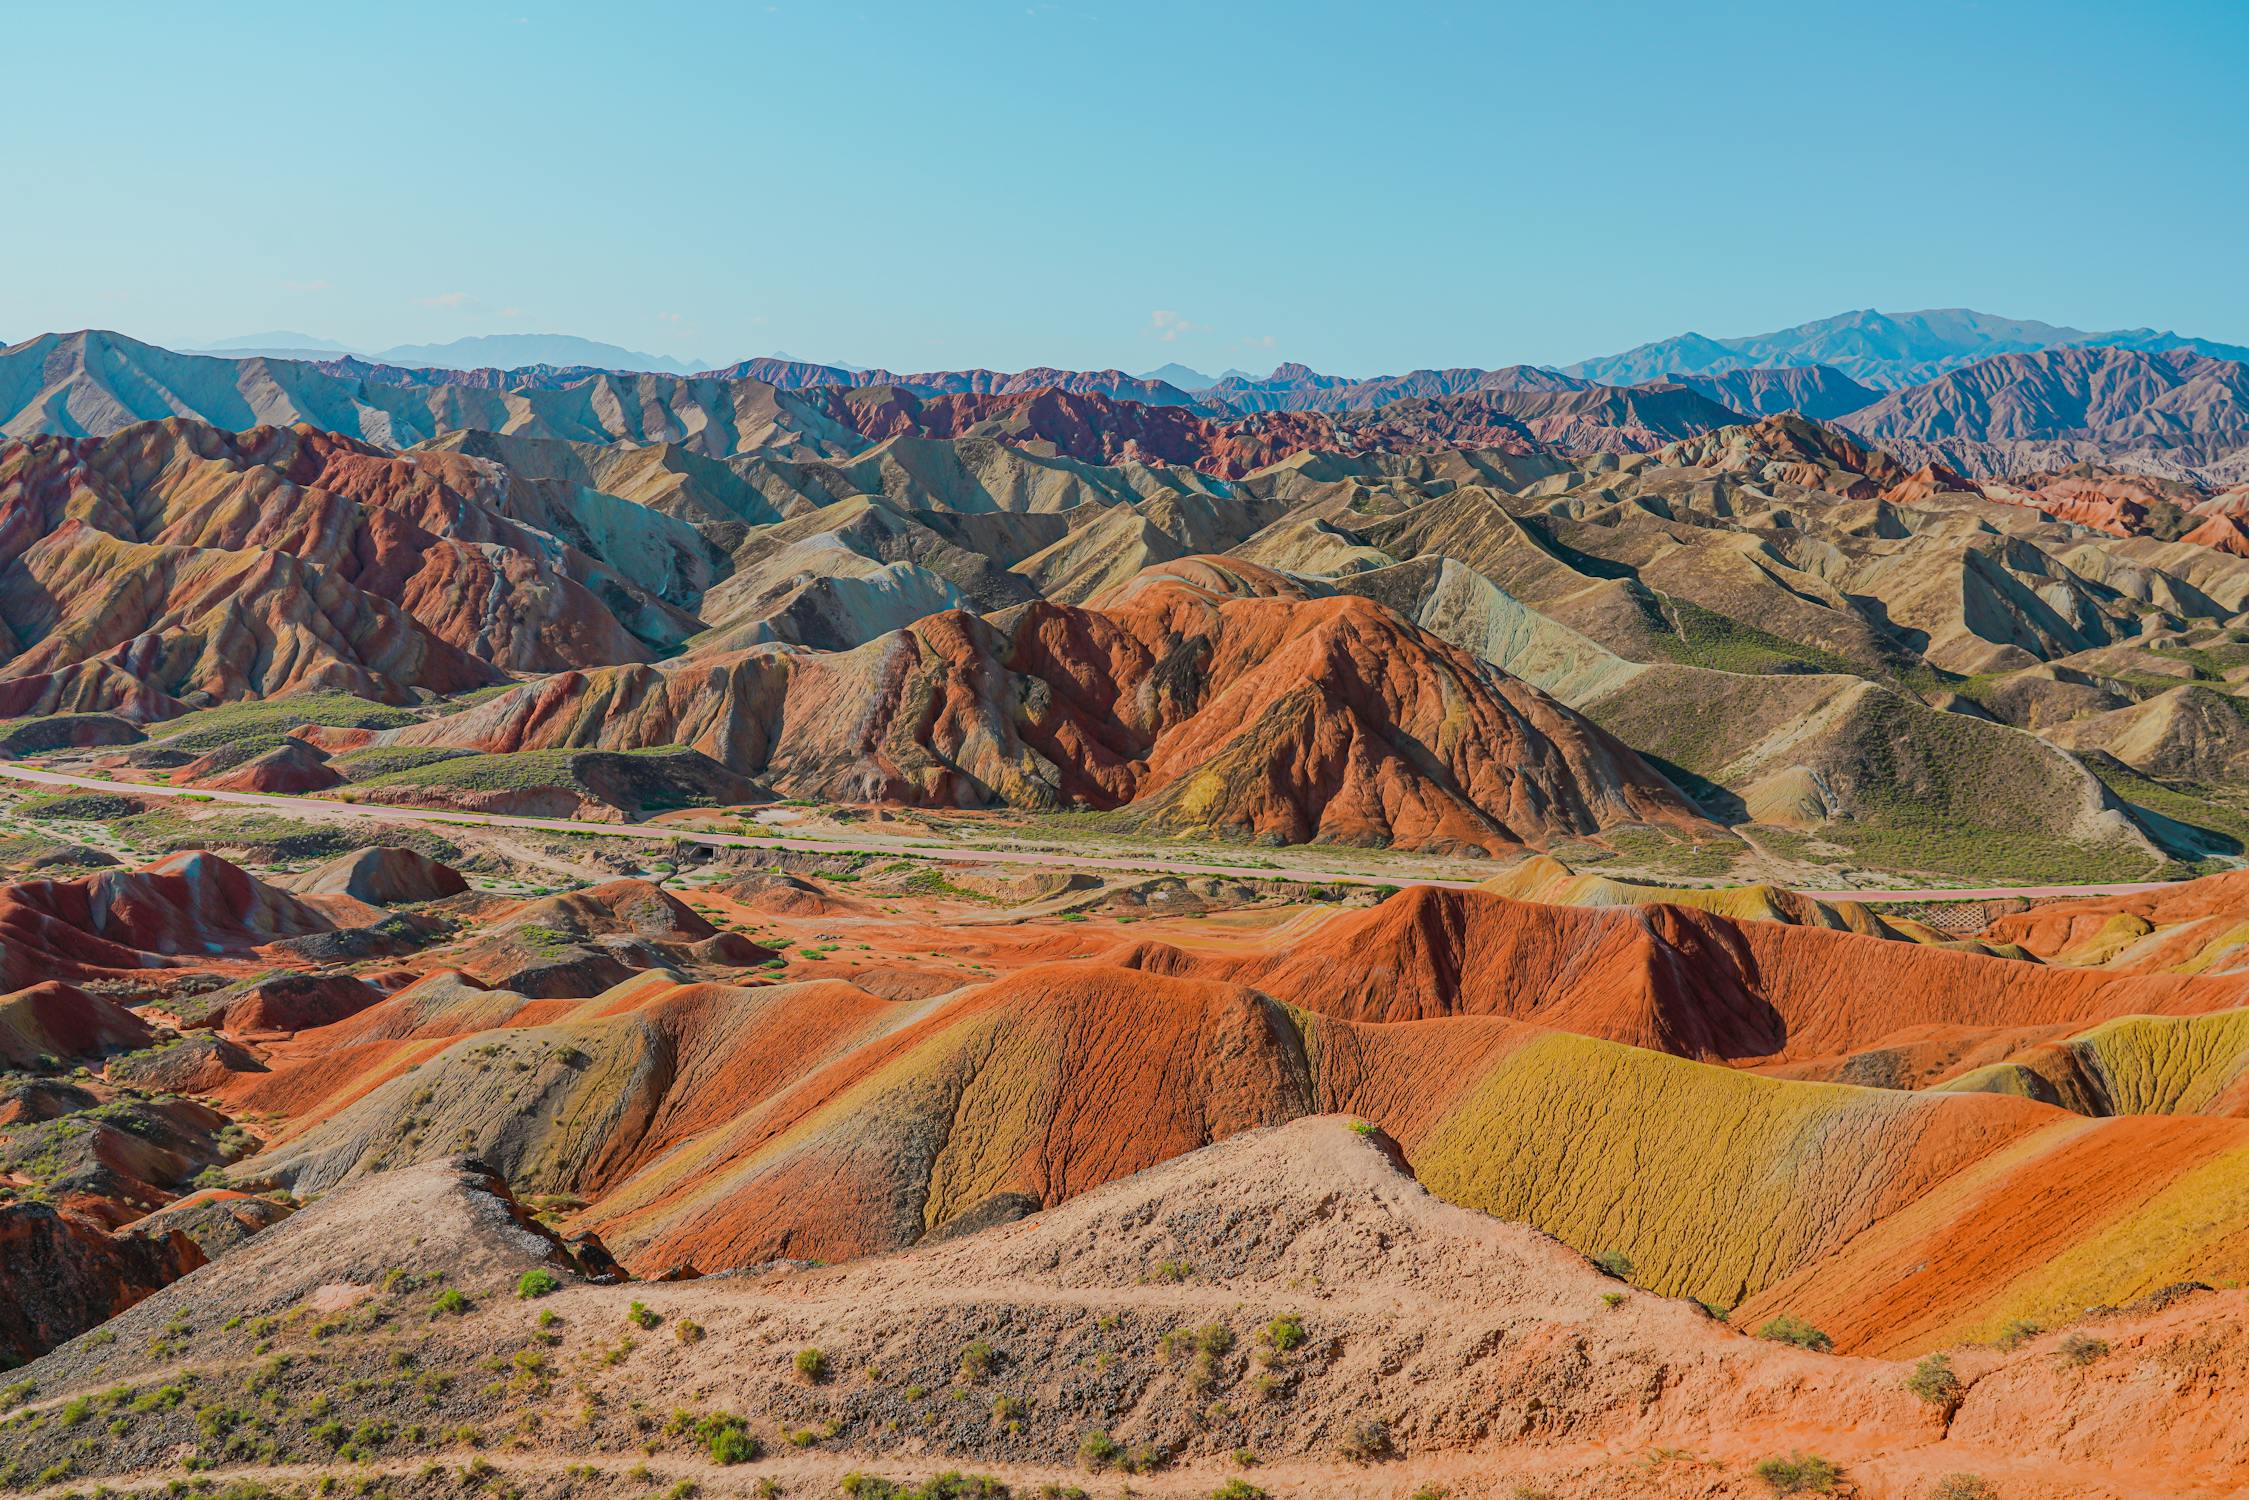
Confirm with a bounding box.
[0,852,338,991]
[222,941,2249,1363]
[1111,881,2249,1070]
[393,557,1709,852]
[0,418,715,714]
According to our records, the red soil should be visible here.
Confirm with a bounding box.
[0,852,333,989]
[1112,884,2249,1065]
[0,981,153,1068]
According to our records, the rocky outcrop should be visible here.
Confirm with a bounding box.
[0,1203,203,1364]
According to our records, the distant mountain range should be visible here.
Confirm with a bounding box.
[194,331,715,375]
[1563,307,2249,389]
[184,305,2249,404]
[11,321,2249,483]
[701,358,1203,407]
[1838,345,2249,481]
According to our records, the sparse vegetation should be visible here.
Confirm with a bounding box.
[2058,1332,2109,1367]
[1755,1315,1833,1352]
[1338,1418,1392,1463]
[1994,1318,2043,1351]
[514,1268,561,1299]
[795,1346,831,1383]
[1908,1352,1965,1411]
[701,1412,760,1464]
[1928,1477,2000,1500]
[1756,1452,1842,1493]
[840,1474,1010,1499]
[1077,1428,1123,1471]
[1260,1313,1305,1354]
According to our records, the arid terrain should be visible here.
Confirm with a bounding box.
[2,316,2248,1499]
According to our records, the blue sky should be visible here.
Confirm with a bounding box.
[6,0,2244,374]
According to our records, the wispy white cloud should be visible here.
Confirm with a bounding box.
[415,291,470,310]
[281,279,332,295]
[1149,309,1206,344]
[656,311,685,325]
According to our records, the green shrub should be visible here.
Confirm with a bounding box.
[1592,1250,1634,1280]
[1755,1315,1833,1352]
[628,1301,660,1330]
[1077,1428,1122,1471]
[2057,1333,2109,1367]
[1756,1453,1841,1493]
[675,1317,705,1345]
[705,1417,759,1466]
[430,1289,469,1317]
[794,1347,829,1383]
[957,1339,996,1382]
[1260,1314,1305,1354]
[1907,1353,1964,1410]
[1211,1483,1267,1500]
[514,1269,561,1300]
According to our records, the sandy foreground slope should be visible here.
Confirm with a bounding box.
[9,1117,2245,1498]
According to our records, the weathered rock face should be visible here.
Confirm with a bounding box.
[395,558,1707,853]
[0,1202,204,1364]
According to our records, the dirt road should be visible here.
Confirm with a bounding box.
[0,764,1485,891]
[0,764,2180,905]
